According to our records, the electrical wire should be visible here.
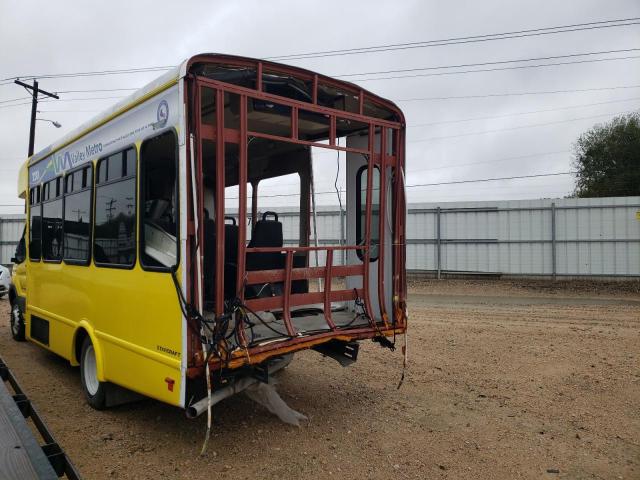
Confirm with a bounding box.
[0,66,174,84]
[336,47,640,78]
[228,171,577,200]
[405,171,575,188]
[267,17,640,60]
[0,94,128,110]
[352,54,640,82]
[334,140,343,216]
[412,109,638,142]
[1,17,634,85]
[407,97,640,127]
[409,150,571,175]
[394,84,640,102]
[7,83,640,102]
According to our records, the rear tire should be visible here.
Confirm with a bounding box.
[10,301,25,341]
[80,337,107,410]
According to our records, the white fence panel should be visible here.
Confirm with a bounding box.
[2,197,639,277]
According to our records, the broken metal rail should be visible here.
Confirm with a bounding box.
[0,356,81,480]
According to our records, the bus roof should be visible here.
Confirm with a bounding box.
[25,53,404,170]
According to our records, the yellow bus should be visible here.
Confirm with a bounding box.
[9,54,408,416]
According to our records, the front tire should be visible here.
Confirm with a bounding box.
[80,337,107,409]
[10,301,25,341]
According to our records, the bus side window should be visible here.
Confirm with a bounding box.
[63,165,93,264]
[42,176,64,262]
[29,185,42,261]
[355,165,380,262]
[93,148,137,267]
[140,131,178,269]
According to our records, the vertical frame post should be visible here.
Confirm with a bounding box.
[362,123,376,327]
[214,89,225,317]
[377,127,389,327]
[195,86,205,313]
[236,95,248,301]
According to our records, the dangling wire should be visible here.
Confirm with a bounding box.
[397,330,408,389]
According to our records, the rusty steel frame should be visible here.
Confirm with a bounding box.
[185,55,407,374]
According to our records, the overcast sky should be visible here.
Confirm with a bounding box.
[1,0,639,212]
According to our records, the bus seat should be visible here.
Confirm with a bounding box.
[247,211,284,270]
[246,211,284,298]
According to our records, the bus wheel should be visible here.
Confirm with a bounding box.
[10,301,25,341]
[80,337,106,409]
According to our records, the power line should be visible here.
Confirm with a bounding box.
[229,171,576,199]
[337,48,640,78]
[408,150,571,174]
[0,66,174,85]
[394,84,640,102]
[0,96,31,104]
[0,170,575,206]
[2,17,639,85]
[0,94,128,110]
[411,109,637,143]
[353,54,640,82]
[405,171,575,188]
[268,17,640,61]
[54,87,139,93]
[34,109,101,113]
[408,97,640,127]
[7,83,640,106]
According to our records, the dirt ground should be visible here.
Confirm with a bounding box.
[1,279,638,479]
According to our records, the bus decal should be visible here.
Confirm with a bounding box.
[28,86,179,187]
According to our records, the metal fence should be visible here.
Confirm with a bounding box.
[406,196,640,278]
[2,196,639,278]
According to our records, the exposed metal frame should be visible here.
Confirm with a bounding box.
[186,56,407,375]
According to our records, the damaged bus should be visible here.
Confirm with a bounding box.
[9,54,408,416]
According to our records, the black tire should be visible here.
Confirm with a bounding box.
[80,336,107,410]
[9,300,25,342]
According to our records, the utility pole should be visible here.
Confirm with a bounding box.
[105,199,116,222]
[14,79,59,157]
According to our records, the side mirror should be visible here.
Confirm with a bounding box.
[11,257,17,263]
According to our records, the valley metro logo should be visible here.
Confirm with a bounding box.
[154,100,169,129]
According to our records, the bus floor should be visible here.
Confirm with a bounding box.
[206,306,370,348]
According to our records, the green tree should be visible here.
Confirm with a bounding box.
[572,112,640,197]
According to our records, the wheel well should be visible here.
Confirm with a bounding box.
[74,328,89,364]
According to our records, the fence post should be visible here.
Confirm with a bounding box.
[436,206,442,280]
[551,202,557,281]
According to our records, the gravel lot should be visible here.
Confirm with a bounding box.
[1,279,638,479]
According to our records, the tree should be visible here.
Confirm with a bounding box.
[572,112,640,197]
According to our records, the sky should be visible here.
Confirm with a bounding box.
[1,0,639,212]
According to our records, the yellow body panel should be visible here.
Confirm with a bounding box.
[21,98,186,406]
[25,248,183,406]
